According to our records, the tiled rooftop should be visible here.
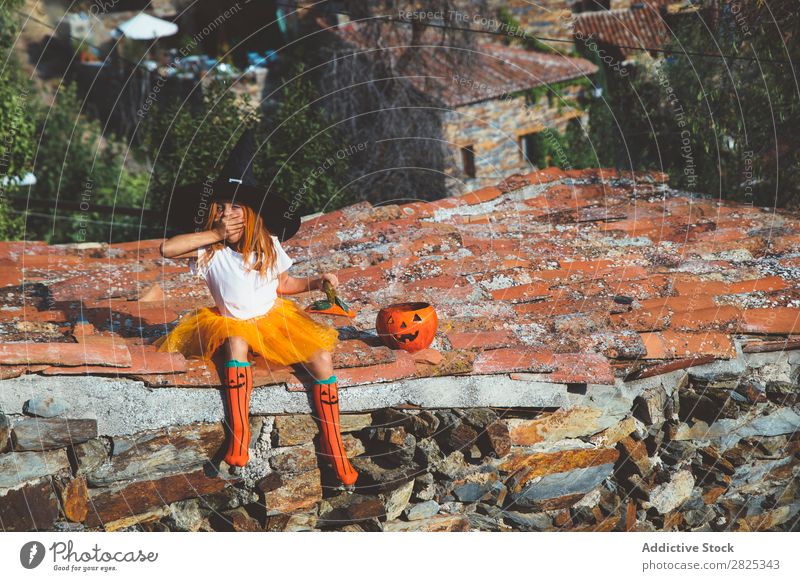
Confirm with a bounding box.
[2,167,799,393]
[572,5,670,60]
[321,18,599,106]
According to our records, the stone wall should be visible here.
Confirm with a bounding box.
[442,89,586,194]
[1,345,797,532]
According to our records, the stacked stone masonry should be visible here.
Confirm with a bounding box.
[1,344,798,531]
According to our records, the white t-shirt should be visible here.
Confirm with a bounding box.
[189,235,294,319]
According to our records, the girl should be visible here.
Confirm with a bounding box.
[154,199,359,487]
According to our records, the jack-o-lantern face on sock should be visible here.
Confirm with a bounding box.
[228,370,247,388]
[318,384,338,405]
[376,302,438,352]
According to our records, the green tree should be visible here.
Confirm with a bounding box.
[560,118,596,169]
[658,2,800,207]
[0,0,35,240]
[254,60,356,214]
[27,82,148,243]
[579,1,800,208]
[145,62,354,224]
[144,80,258,218]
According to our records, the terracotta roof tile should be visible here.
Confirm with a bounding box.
[286,351,419,391]
[513,296,617,317]
[669,306,744,331]
[672,275,788,296]
[3,165,799,388]
[39,347,186,376]
[489,282,551,302]
[572,5,670,60]
[0,265,23,287]
[0,342,132,367]
[512,352,616,384]
[624,355,718,380]
[332,339,397,369]
[472,347,557,374]
[0,307,67,324]
[741,308,800,334]
[0,364,49,380]
[640,330,737,359]
[446,330,523,350]
[742,338,800,353]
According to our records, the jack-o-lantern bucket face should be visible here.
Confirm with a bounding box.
[376,302,438,352]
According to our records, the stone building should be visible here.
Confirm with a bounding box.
[438,43,596,192]
[317,18,598,198]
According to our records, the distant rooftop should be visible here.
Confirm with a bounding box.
[319,17,599,106]
[572,5,671,60]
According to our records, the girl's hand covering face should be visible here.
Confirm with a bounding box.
[212,203,245,242]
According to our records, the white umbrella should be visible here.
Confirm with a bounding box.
[0,172,36,187]
[111,13,178,40]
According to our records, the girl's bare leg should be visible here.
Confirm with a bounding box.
[304,347,334,381]
[221,336,253,466]
[305,348,358,486]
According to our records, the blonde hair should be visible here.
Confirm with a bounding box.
[198,201,278,277]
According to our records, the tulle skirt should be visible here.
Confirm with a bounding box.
[154,297,339,366]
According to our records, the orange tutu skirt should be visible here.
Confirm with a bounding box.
[154,297,339,366]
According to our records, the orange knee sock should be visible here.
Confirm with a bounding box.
[223,359,253,467]
[312,375,358,486]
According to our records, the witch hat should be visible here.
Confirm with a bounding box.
[166,129,302,241]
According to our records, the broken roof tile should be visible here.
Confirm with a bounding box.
[640,330,737,360]
[0,342,132,367]
[740,308,800,335]
[446,330,523,351]
[472,347,557,375]
[40,347,186,376]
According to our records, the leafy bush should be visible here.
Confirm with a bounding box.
[0,0,34,240]
[579,3,800,208]
[254,60,356,214]
[145,63,355,222]
[143,79,258,220]
[26,82,150,243]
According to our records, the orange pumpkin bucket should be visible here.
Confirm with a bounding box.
[305,279,357,318]
[376,301,438,352]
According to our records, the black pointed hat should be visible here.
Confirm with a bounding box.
[166,129,302,241]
